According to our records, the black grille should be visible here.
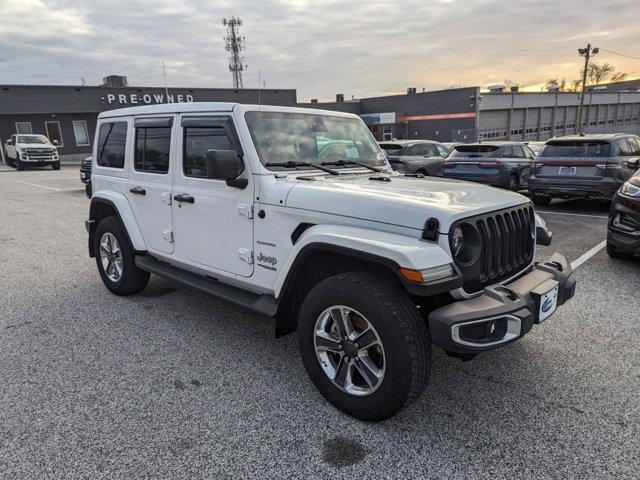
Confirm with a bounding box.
[619,213,640,231]
[451,204,535,293]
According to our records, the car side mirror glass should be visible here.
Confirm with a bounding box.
[205,149,247,188]
[627,158,640,170]
[52,139,59,145]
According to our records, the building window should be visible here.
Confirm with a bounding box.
[45,121,63,147]
[97,122,127,169]
[134,127,171,174]
[15,122,33,134]
[72,120,90,146]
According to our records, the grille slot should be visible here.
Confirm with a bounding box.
[453,205,535,294]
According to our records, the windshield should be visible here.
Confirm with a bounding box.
[450,145,500,158]
[245,111,386,169]
[539,141,610,158]
[18,135,49,144]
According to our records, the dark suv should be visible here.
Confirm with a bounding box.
[442,142,535,191]
[378,140,449,176]
[607,157,640,258]
[529,134,640,206]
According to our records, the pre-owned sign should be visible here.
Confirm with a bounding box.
[101,93,195,105]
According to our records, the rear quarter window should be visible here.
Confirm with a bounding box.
[97,122,128,168]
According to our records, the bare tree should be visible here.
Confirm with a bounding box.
[546,78,559,90]
[567,79,582,92]
[585,62,628,86]
[611,71,628,82]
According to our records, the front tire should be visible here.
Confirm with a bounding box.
[606,241,632,259]
[16,157,25,171]
[532,194,551,206]
[297,271,431,421]
[52,161,60,170]
[94,216,149,295]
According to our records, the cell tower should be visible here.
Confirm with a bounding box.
[223,17,247,90]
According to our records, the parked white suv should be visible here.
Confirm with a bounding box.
[86,103,576,421]
[4,134,60,170]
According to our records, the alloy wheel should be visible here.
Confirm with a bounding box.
[99,232,124,282]
[313,305,385,396]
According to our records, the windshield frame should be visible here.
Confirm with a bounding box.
[244,110,387,172]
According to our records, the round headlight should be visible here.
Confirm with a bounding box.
[451,227,465,257]
[450,223,480,265]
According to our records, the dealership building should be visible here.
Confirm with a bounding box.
[2,74,640,162]
[0,75,296,162]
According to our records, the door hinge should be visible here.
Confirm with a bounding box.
[161,192,172,205]
[238,203,254,219]
[238,248,254,264]
[162,230,174,243]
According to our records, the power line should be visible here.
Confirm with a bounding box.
[599,48,640,61]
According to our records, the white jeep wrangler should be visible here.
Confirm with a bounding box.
[86,103,575,421]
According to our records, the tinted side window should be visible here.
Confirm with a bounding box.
[418,144,438,156]
[615,139,632,156]
[511,145,526,159]
[184,127,236,178]
[97,122,127,168]
[134,127,171,174]
[502,146,513,158]
[405,145,419,156]
[626,137,640,155]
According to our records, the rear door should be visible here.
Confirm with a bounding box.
[126,116,176,254]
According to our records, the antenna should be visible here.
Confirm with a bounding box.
[223,17,247,89]
[162,61,170,102]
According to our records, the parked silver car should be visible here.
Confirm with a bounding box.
[378,140,449,176]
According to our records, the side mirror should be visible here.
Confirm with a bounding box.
[6,139,12,145]
[627,158,640,170]
[205,149,247,188]
[52,139,59,145]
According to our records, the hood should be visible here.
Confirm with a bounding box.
[284,173,529,232]
[18,142,55,149]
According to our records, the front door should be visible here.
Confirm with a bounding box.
[126,116,175,254]
[172,115,254,277]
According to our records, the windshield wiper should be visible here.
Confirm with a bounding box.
[264,161,339,175]
[320,159,383,173]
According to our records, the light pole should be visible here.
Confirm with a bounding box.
[576,44,598,135]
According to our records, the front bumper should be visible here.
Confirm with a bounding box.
[429,253,576,354]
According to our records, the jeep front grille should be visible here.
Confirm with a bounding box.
[451,204,535,294]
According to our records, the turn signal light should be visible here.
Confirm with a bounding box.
[399,268,424,283]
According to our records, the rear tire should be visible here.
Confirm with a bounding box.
[94,216,149,295]
[606,241,632,259]
[508,174,519,191]
[297,271,431,421]
[52,161,60,170]
[532,194,551,206]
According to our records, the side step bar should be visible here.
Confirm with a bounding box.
[135,255,279,318]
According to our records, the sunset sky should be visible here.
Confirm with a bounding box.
[1,0,638,101]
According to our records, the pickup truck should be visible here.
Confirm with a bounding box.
[86,103,576,421]
[4,134,60,170]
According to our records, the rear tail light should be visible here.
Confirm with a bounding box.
[596,163,621,170]
[532,161,544,168]
[479,161,504,168]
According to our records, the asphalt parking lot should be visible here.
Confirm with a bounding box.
[1,166,638,479]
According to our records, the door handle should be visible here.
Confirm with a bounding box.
[129,186,146,195]
[173,194,195,204]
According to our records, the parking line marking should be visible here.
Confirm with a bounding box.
[536,211,608,219]
[16,180,79,192]
[571,240,607,269]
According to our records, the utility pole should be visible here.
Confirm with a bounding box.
[576,44,598,134]
[223,17,247,90]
